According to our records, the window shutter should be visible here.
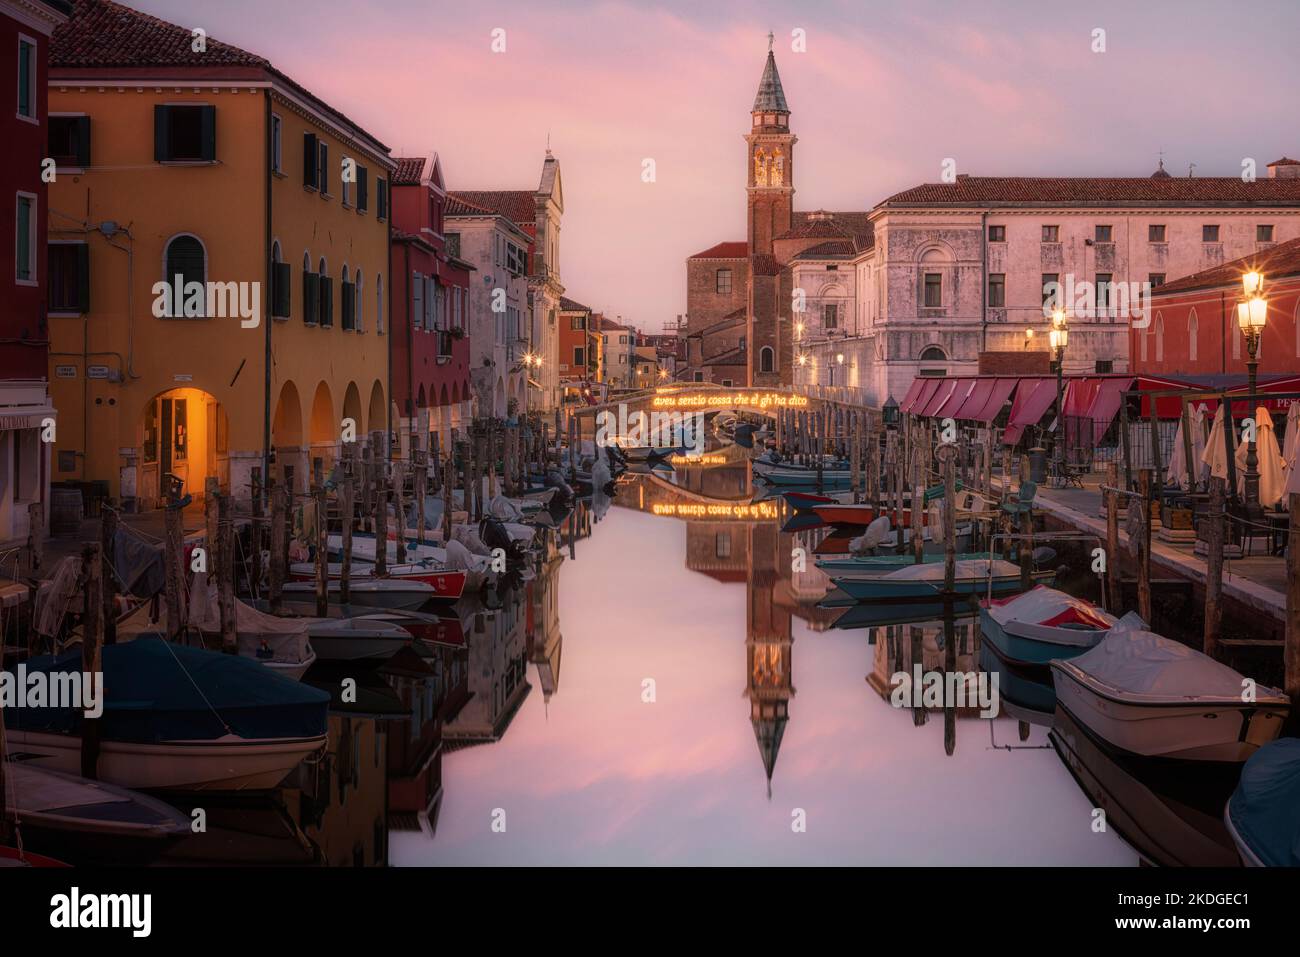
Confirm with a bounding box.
[412,272,423,330]
[377,179,387,219]
[342,282,354,331]
[75,116,92,167]
[272,261,291,318]
[357,167,368,211]
[76,243,91,313]
[320,277,333,326]
[154,105,171,162]
[303,133,318,187]
[319,144,329,195]
[199,106,217,161]
[303,271,318,324]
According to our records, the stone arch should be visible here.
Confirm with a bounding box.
[138,385,227,504]
[439,383,450,406]
[919,345,947,362]
[759,345,775,373]
[342,381,363,443]
[367,379,386,435]
[1154,313,1165,363]
[309,381,336,476]
[272,380,305,491]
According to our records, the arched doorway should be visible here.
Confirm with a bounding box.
[309,382,335,479]
[342,381,363,448]
[367,380,386,439]
[271,380,305,492]
[139,387,228,505]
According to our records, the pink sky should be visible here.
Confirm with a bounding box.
[135,0,1300,333]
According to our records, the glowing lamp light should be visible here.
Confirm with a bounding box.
[797,354,808,366]
[1025,327,1034,340]
[1242,271,1263,297]
[1051,307,1066,330]
[1237,296,1268,331]
[836,353,844,365]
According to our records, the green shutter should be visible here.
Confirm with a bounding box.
[75,116,92,167]
[303,133,318,187]
[320,276,333,326]
[16,197,31,281]
[273,261,291,318]
[302,271,318,324]
[77,243,91,312]
[18,41,31,117]
[357,167,368,212]
[200,106,217,161]
[319,144,329,195]
[154,105,171,162]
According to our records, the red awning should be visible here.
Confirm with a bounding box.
[908,379,942,415]
[1064,377,1103,417]
[1002,378,1057,445]
[899,378,926,412]
[1224,375,1300,415]
[1084,377,1134,444]
[1134,375,1211,418]
[969,377,1019,423]
[953,379,995,420]
[935,378,977,419]
[920,379,958,417]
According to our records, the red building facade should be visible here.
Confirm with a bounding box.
[1132,237,1300,381]
[391,155,472,449]
[1,0,67,546]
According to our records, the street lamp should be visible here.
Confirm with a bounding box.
[1049,307,1069,472]
[1236,272,1268,510]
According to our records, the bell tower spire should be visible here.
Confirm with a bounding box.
[746,37,795,257]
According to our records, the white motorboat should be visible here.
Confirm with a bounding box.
[281,577,434,611]
[298,616,416,661]
[1050,625,1291,763]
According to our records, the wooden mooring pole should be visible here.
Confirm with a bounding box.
[81,542,102,780]
[1286,492,1300,710]
[269,483,286,614]
[1204,476,1226,657]
[1137,468,1153,626]
[1105,462,1121,613]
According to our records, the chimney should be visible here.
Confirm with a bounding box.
[1267,157,1300,179]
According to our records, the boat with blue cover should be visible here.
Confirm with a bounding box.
[832,559,1052,602]
[1224,738,1300,866]
[4,637,329,791]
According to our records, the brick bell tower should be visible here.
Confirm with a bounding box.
[745,34,795,387]
[745,34,795,257]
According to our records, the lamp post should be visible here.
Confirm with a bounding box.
[1237,271,1268,510]
[1049,307,1069,471]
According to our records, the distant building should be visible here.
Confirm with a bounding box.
[600,316,636,389]
[0,0,66,546]
[557,295,595,384]
[1132,235,1300,380]
[391,154,473,453]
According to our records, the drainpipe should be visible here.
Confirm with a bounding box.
[405,242,414,430]
[1221,290,1227,374]
[980,212,988,359]
[262,90,273,502]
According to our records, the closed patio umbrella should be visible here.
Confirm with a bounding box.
[1166,403,1209,490]
[1202,405,1229,482]
[1235,406,1286,508]
[1282,402,1300,495]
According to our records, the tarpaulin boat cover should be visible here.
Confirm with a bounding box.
[1002,378,1056,445]
[5,636,329,743]
[1227,738,1300,867]
[986,585,1116,630]
[1064,626,1287,703]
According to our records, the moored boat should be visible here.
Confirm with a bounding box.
[817,551,1000,578]
[1050,626,1291,763]
[4,637,329,791]
[832,559,1052,602]
[1224,738,1300,866]
[288,560,467,601]
[281,578,435,611]
[980,586,1118,669]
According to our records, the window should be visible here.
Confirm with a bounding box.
[923,273,941,307]
[574,347,585,367]
[988,273,1005,307]
[270,113,282,173]
[1041,225,1059,243]
[693,372,704,382]
[1042,273,1059,308]
[715,532,731,559]
[1154,314,1164,362]
[1202,224,1220,242]
[721,378,732,387]
[411,271,423,331]
[1148,273,1165,288]
[1188,309,1199,362]
[570,315,585,330]
[445,231,459,258]
[270,241,290,319]
[15,192,36,284]
[823,303,838,328]
[357,166,368,213]
[1095,360,1114,374]
[920,346,947,362]
[161,234,206,316]
[376,179,388,220]
[340,265,353,329]
[302,252,318,325]
[317,141,329,196]
[154,105,216,162]
[1095,225,1112,243]
[1148,224,1166,243]
[716,268,732,294]
[1096,273,1113,312]
[49,116,90,167]
[987,225,1005,242]
[318,258,332,327]
[303,133,318,189]
[760,346,774,373]
[1258,224,1274,242]
[49,243,89,313]
[17,37,36,120]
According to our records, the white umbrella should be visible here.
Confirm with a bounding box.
[1191,403,1209,487]
[1282,402,1300,493]
[1202,405,1229,482]
[1235,406,1286,508]
[1165,404,1209,490]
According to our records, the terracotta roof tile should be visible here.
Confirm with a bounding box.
[1154,237,1300,295]
[559,296,590,312]
[750,254,781,276]
[392,157,426,186]
[448,190,535,227]
[688,240,748,260]
[792,240,856,260]
[880,175,1300,208]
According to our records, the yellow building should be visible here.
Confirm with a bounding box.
[46,0,393,505]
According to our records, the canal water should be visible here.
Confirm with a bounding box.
[391,462,1139,867]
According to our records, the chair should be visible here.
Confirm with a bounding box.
[1000,480,1037,517]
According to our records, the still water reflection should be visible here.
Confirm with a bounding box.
[391,462,1139,866]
